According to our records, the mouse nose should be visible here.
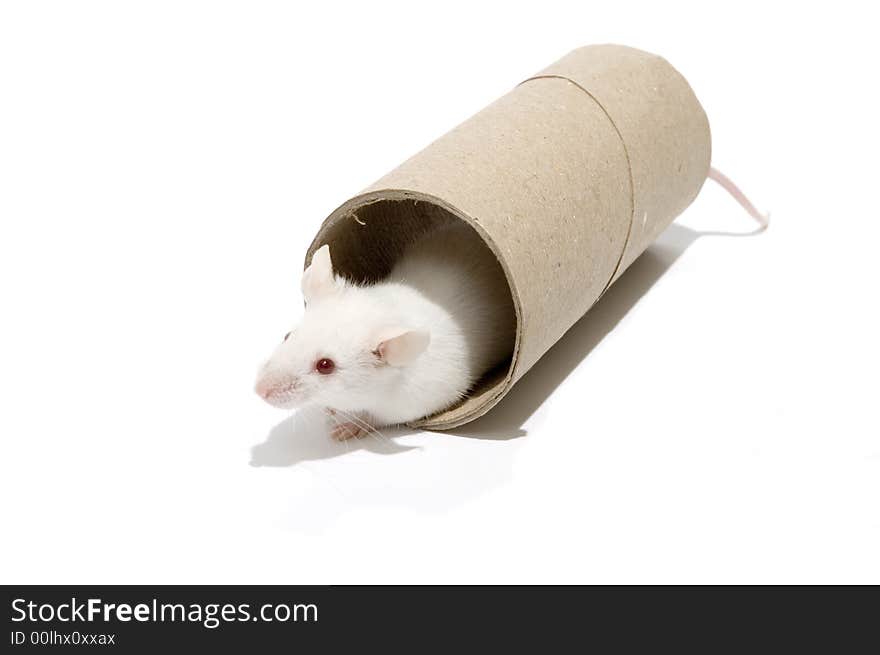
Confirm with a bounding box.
[254,373,298,400]
[255,378,273,400]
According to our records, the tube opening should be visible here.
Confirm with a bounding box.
[307,196,518,428]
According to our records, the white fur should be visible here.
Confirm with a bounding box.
[255,221,515,427]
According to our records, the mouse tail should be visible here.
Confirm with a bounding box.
[707,166,770,231]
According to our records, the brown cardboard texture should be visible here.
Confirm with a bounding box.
[306,44,711,430]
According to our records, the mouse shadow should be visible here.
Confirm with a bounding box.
[446,221,761,440]
[250,408,421,468]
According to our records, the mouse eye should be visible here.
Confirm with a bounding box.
[283,331,291,342]
[315,358,335,375]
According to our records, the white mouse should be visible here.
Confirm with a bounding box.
[254,220,516,438]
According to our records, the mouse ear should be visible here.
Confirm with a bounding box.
[375,328,430,367]
[301,244,336,303]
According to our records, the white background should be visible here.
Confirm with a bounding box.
[1,1,877,584]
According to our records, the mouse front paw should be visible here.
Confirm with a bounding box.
[330,421,366,440]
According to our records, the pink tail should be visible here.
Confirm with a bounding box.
[707,167,770,231]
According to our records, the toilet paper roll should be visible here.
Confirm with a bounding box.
[305,44,711,429]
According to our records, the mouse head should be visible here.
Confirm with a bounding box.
[254,244,429,411]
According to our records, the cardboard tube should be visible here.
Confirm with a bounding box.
[306,44,711,429]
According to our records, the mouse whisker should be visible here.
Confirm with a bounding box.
[332,408,378,440]
[348,412,390,446]
[333,408,391,448]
